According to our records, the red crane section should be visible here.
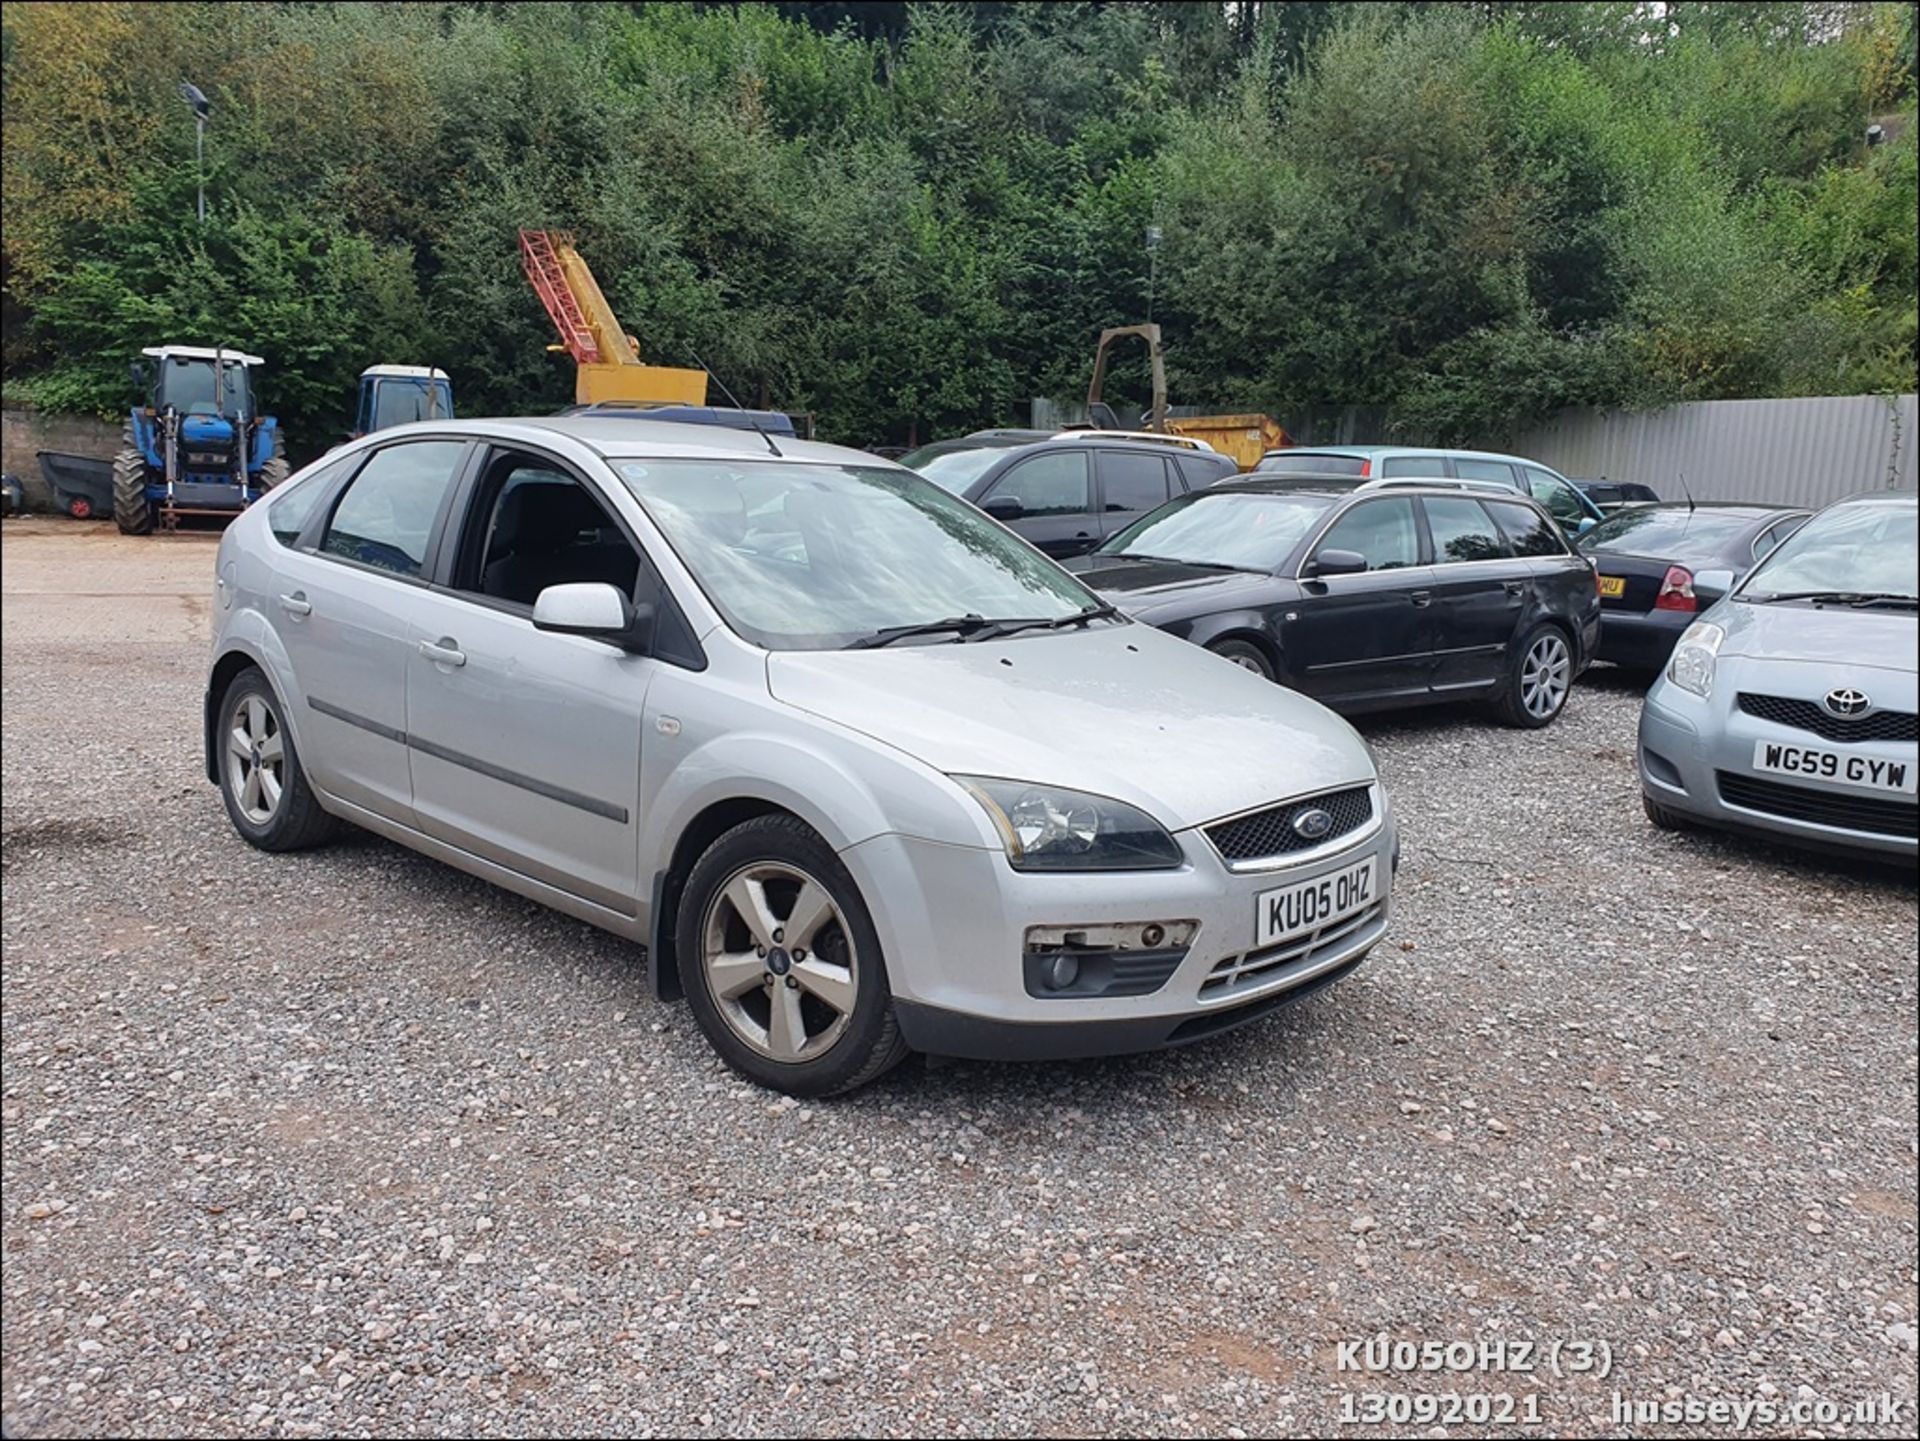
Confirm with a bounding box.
[518,229,600,365]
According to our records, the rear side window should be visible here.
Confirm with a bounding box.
[1316,497,1421,571]
[268,454,356,547]
[1453,458,1518,486]
[1487,500,1568,557]
[986,451,1091,517]
[1175,453,1235,490]
[321,440,467,577]
[1424,497,1511,563]
[1099,451,1173,513]
[1380,455,1451,479]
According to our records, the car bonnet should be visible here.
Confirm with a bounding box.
[1716,598,1919,677]
[764,623,1374,830]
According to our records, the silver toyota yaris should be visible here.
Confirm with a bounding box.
[1639,493,1917,861]
[204,417,1398,1095]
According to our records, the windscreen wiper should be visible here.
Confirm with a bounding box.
[846,615,994,649]
[1753,590,1919,608]
[969,602,1124,640]
[1109,553,1261,573]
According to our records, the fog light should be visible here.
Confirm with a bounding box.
[1141,923,1165,947]
[1045,953,1080,991]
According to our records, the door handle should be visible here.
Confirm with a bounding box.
[278,592,311,617]
[1409,591,1432,608]
[419,638,466,668]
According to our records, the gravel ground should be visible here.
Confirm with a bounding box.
[3,517,1915,1439]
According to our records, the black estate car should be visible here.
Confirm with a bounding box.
[903,433,1240,558]
[1066,477,1603,727]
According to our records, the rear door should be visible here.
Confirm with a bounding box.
[1420,495,1527,693]
[1283,496,1436,707]
[266,438,470,823]
[979,450,1099,557]
[1095,449,1176,540]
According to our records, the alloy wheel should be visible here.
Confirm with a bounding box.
[1520,632,1571,720]
[700,863,858,1063]
[227,693,286,825]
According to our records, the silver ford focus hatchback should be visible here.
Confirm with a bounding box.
[204,418,1398,1094]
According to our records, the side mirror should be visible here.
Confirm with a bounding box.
[983,496,1025,522]
[1691,568,1736,606]
[1308,548,1368,578]
[532,582,654,651]
[1575,517,1598,537]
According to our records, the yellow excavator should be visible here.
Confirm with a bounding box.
[519,229,708,407]
[1085,322,1289,471]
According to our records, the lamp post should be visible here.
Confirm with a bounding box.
[180,82,212,225]
[1145,223,1163,322]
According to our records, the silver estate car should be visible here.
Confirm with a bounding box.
[204,418,1398,1095]
[1639,493,1917,860]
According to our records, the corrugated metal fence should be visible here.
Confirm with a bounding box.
[1503,395,1916,509]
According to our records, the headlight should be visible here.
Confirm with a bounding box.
[955,776,1183,872]
[1666,620,1725,698]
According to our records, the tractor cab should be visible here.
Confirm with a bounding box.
[354,365,453,438]
[140,347,258,419]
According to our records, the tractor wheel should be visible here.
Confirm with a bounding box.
[259,434,290,491]
[112,426,154,535]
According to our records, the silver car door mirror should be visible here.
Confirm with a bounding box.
[532,582,653,651]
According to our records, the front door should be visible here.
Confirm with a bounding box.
[403,450,654,914]
[1283,496,1435,707]
[266,438,470,822]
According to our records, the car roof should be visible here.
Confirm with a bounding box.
[1831,491,1918,509]
[1213,474,1537,500]
[373,415,890,468]
[1260,444,1549,465]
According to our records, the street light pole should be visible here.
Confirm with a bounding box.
[180,82,212,226]
[1145,224,1163,323]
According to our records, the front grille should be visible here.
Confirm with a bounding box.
[1716,771,1918,839]
[1737,693,1919,744]
[1198,899,1389,999]
[1206,785,1373,864]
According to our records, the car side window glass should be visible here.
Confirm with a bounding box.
[1424,497,1512,563]
[1316,498,1420,570]
[1099,451,1172,513]
[1174,454,1228,491]
[1487,500,1567,557]
[986,451,1090,517]
[1379,455,1450,479]
[268,454,356,547]
[462,455,641,608]
[320,440,466,577]
[1523,468,1586,528]
[1453,458,1518,485]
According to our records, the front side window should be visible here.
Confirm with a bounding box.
[1315,497,1420,571]
[986,451,1091,517]
[614,459,1097,650]
[1487,500,1568,557]
[1099,451,1171,513]
[459,455,639,607]
[1424,496,1510,564]
[320,440,467,577]
[1101,490,1333,571]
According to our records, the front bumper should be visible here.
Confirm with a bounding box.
[1639,678,1918,859]
[842,794,1399,1061]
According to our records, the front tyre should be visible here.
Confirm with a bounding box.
[217,667,340,851]
[1207,638,1275,681]
[113,424,153,535]
[1492,623,1573,728]
[677,814,909,1097]
[258,430,290,490]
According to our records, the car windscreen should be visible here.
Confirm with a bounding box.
[900,441,1029,495]
[1098,490,1335,570]
[371,379,450,428]
[613,459,1098,650]
[1740,503,1919,601]
[164,358,251,416]
[1254,453,1369,476]
[1579,508,1755,560]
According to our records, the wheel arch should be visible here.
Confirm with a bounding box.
[202,630,301,785]
[1185,614,1286,679]
[648,796,806,1003]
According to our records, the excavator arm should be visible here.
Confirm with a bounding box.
[519,228,707,407]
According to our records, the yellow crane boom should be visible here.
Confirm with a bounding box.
[519,229,708,407]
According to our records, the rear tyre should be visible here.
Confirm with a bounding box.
[217,667,340,852]
[258,432,290,491]
[1208,638,1275,682]
[1492,623,1573,728]
[677,814,910,1098]
[112,425,153,535]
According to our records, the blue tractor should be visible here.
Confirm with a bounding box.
[114,346,288,534]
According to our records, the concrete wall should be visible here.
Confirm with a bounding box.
[2,407,124,511]
[1504,394,1917,509]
